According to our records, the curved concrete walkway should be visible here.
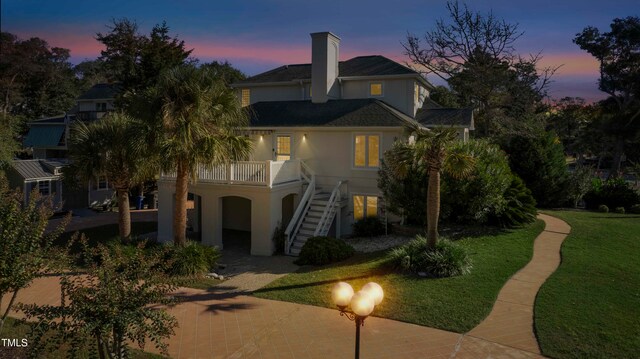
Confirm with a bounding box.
[465,213,571,355]
[2,214,570,358]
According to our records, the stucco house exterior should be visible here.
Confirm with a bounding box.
[157,32,473,256]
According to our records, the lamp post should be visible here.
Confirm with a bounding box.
[331,282,384,359]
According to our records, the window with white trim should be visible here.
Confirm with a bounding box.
[369,82,383,97]
[241,89,251,107]
[414,83,420,104]
[353,195,378,221]
[93,176,109,191]
[354,134,380,168]
[275,135,292,161]
[38,181,50,196]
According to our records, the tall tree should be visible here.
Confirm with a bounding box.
[96,19,192,96]
[66,113,156,239]
[574,16,640,176]
[0,32,79,120]
[149,65,252,245]
[387,126,474,248]
[403,1,556,136]
[200,61,246,86]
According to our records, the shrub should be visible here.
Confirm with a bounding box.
[598,204,609,213]
[386,236,472,277]
[164,241,220,276]
[630,204,640,214]
[584,178,640,210]
[352,217,387,237]
[295,237,355,265]
[441,139,513,224]
[499,130,568,207]
[614,207,626,214]
[492,175,537,227]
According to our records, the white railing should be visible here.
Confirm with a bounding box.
[314,180,347,237]
[285,160,315,255]
[162,160,301,187]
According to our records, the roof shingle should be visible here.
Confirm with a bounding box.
[77,83,121,100]
[248,99,418,127]
[236,56,419,84]
[416,108,474,129]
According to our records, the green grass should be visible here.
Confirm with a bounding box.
[536,211,640,359]
[255,220,544,333]
[0,317,167,359]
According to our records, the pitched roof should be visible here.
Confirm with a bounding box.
[77,83,121,100]
[416,108,474,129]
[11,159,64,180]
[23,124,66,147]
[248,99,419,127]
[236,56,419,84]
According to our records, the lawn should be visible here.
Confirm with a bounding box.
[535,211,640,359]
[254,220,544,333]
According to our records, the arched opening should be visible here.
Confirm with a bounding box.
[221,196,252,253]
[281,193,297,229]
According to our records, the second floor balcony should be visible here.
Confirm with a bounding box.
[160,159,309,187]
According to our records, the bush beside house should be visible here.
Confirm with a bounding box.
[295,237,355,265]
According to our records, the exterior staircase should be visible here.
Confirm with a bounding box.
[289,189,332,255]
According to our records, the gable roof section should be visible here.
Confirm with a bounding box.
[416,108,474,129]
[236,56,419,84]
[11,160,62,181]
[24,124,66,147]
[77,83,121,100]
[248,99,419,128]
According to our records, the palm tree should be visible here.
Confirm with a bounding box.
[151,65,252,246]
[67,113,155,239]
[388,125,474,249]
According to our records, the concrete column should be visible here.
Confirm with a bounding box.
[201,194,223,250]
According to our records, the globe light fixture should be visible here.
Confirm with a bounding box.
[331,282,384,359]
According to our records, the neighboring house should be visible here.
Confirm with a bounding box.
[10,83,120,210]
[5,159,65,210]
[157,32,473,256]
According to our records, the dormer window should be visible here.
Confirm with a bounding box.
[241,89,251,107]
[96,102,107,111]
[369,82,383,97]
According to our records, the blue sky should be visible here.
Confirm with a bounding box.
[3,0,639,101]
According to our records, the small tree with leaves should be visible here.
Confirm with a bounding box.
[0,176,69,333]
[18,238,178,359]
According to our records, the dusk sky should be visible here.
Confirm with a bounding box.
[2,0,639,101]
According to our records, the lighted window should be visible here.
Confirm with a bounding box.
[276,135,291,161]
[353,195,378,221]
[354,134,380,168]
[241,89,251,107]
[414,84,420,104]
[38,181,50,196]
[369,82,383,97]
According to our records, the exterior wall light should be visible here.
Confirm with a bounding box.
[331,281,384,359]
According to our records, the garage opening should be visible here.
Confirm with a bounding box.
[221,196,251,253]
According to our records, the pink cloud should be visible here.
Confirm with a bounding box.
[536,52,600,77]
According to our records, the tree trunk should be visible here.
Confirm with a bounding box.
[0,290,19,333]
[173,162,189,246]
[116,189,131,240]
[425,168,440,250]
[609,137,625,178]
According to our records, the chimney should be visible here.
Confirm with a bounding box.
[311,32,340,103]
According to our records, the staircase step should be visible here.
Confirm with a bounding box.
[299,229,315,236]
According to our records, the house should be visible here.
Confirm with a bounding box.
[9,83,120,210]
[157,32,473,255]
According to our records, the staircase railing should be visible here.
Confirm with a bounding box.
[314,180,347,237]
[284,160,315,255]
